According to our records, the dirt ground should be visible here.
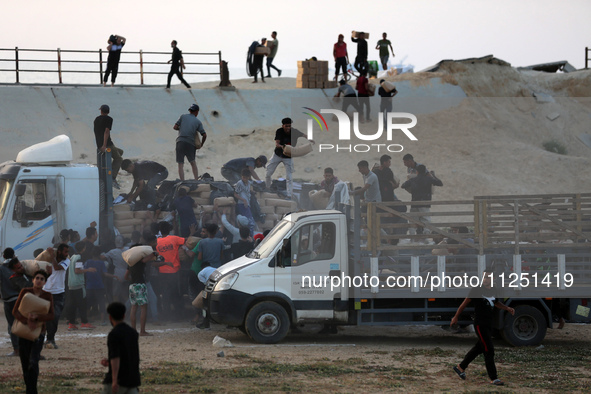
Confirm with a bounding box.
[0,302,590,393]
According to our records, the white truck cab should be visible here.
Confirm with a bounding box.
[0,135,105,259]
[205,210,350,343]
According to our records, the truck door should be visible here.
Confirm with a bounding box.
[7,177,63,259]
[274,220,347,322]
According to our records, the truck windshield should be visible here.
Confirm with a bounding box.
[0,179,12,221]
[249,220,292,258]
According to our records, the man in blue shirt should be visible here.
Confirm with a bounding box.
[174,104,207,180]
[197,224,225,269]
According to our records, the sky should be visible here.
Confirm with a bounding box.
[2,0,590,82]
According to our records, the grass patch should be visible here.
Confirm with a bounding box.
[543,139,567,155]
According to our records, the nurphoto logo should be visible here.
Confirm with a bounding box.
[303,107,418,153]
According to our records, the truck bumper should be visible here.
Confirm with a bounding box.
[205,289,254,327]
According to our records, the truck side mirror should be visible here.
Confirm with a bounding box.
[14,183,26,197]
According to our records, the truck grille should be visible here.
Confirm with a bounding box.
[205,278,216,293]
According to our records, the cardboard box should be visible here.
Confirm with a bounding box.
[297,60,310,69]
[351,31,370,39]
[308,67,317,76]
[308,81,316,89]
[254,47,270,55]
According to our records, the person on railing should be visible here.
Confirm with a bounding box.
[103,34,126,87]
[166,40,191,89]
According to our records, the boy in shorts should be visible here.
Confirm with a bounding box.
[125,250,159,336]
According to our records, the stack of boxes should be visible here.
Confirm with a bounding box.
[297,60,338,89]
[112,184,299,238]
[256,191,298,231]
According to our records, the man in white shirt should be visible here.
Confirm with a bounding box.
[43,244,70,349]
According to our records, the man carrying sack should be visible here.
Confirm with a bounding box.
[12,270,54,394]
[173,104,207,181]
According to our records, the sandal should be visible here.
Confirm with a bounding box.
[491,379,504,386]
[453,366,466,380]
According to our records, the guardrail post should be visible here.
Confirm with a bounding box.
[218,50,223,81]
[57,48,62,84]
[99,48,103,84]
[139,50,144,85]
[15,47,19,83]
[586,47,589,69]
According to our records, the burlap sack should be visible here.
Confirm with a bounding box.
[381,80,396,93]
[122,245,154,267]
[309,190,331,210]
[214,197,235,207]
[18,292,50,315]
[21,260,51,276]
[192,291,205,309]
[35,248,55,263]
[12,320,41,341]
[283,138,313,158]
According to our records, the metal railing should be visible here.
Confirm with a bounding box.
[586,47,590,69]
[0,47,222,85]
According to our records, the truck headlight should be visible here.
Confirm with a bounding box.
[214,273,238,291]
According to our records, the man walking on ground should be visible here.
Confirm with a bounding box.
[451,274,514,386]
[376,32,394,70]
[94,105,124,189]
[252,38,267,83]
[221,155,267,184]
[43,244,70,349]
[101,302,141,393]
[174,104,207,180]
[351,32,368,74]
[265,117,312,197]
[266,31,282,78]
[1,248,23,356]
[103,35,126,87]
[121,159,169,207]
[333,34,349,81]
[166,40,191,89]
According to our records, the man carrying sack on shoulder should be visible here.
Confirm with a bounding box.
[173,104,207,181]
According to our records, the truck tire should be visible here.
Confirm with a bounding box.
[502,305,547,347]
[245,301,290,344]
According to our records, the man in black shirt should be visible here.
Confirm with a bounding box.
[401,164,442,236]
[265,117,311,197]
[451,274,515,386]
[94,105,124,189]
[351,32,368,74]
[166,40,191,89]
[101,302,141,393]
[121,159,169,206]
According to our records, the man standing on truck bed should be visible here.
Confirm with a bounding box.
[401,164,442,236]
[121,159,169,208]
[94,104,124,190]
[351,160,381,204]
[174,104,207,181]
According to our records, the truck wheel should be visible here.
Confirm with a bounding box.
[502,305,547,346]
[245,301,290,344]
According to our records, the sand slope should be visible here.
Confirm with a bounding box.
[1,61,590,201]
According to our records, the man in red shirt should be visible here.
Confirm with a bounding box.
[333,34,349,81]
[155,222,190,320]
[356,71,370,122]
